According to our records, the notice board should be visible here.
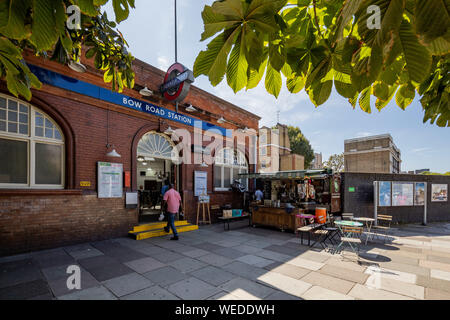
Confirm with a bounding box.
[194,171,208,196]
[98,162,123,198]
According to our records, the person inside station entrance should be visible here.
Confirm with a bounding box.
[159,180,170,221]
[163,183,183,240]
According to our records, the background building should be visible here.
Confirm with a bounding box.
[311,152,323,169]
[344,134,401,173]
[258,123,304,173]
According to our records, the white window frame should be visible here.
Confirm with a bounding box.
[214,148,248,192]
[0,94,65,189]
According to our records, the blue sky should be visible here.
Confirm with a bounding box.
[105,0,449,173]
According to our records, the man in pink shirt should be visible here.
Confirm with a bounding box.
[163,184,183,240]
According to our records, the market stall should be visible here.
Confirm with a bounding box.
[240,169,341,232]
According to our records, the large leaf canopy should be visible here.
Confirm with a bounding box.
[195,0,450,127]
[0,0,136,100]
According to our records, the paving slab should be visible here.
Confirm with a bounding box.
[58,285,117,300]
[365,275,425,299]
[0,279,51,300]
[132,245,167,256]
[66,248,104,260]
[212,247,248,259]
[245,240,272,249]
[254,250,292,263]
[167,277,221,300]
[416,274,450,294]
[264,245,299,256]
[232,245,264,255]
[286,257,324,271]
[378,261,430,277]
[0,259,43,289]
[196,253,233,267]
[265,290,302,300]
[235,255,275,268]
[221,261,267,281]
[47,269,99,297]
[102,273,153,297]
[142,266,189,288]
[211,240,243,248]
[419,260,450,272]
[121,285,180,300]
[256,271,312,298]
[427,254,450,265]
[152,251,185,263]
[168,257,207,273]
[301,271,356,295]
[324,257,367,273]
[365,265,417,284]
[207,291,241,300]
[219,277,274,300]
[319,265,369,284]
[264,263,311,280]
[124,257,166,274]
[32,250,76,269]
[425,288,450,300]
[190,266,237,286]
[348,283,414,300]
[181,249,210,258]
[193,243,226,252]
[297,251,331,263]
[302,285,354,300]
[430,269,450,281]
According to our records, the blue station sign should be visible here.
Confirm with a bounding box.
[29,65,230,137]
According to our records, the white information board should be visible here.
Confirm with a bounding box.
[194,171,207,196]
[98,162,123,198]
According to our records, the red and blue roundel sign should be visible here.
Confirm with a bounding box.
[160,63,195,102]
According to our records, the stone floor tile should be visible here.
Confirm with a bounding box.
[152,251,185,263]
[348,283,413,300]
[365,275,425,299]
[302,286,354,300]
[168,257,207,273]
[102,273,153,297]
[124,257,166,274]
[264,245,299,256]
[286,257,324,271]
[211,240,242,248]
[181,249,210,258]
[365,265,417,284]
[196,253,233,267]
[378,261,430,277]
[143,266,189,288]
[67,248,104,260]
[190,266,237,286]
[0,279,51,300]
[132,246,167,257]
[167,277,221,300]
[416,274,450,294]
[212,247,248,259]
[265,290,302,300]
[0,259,43,289]
[323,257,367,273]
[245,240,272,249]
[319,265,369,284]
[427,254,450,265]
[221,261,267,281]
[425,288,450,300]
[297,251,332,263]
[219,277,274,299]
[264,263,311,280]
[232,245,264,255]
[430,269,450,281]
[47,269,99,297]
[301,271,356,295]
[207,291,241,300]
[254,250,292,263]
[235,255,274,268]
[32,250,76,269]
[193,243,226,252]
[419,260,450,272]
[256,271,312,298]
[58,285,117,300]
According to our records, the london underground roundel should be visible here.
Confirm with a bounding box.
[160,63,195,102]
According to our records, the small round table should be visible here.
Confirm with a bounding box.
[352,217,375,244]
[333,220,364,253]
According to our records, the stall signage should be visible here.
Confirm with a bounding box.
[160,63,194,102]
[28,65,230,137]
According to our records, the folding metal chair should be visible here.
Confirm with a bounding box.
[372,215,392,243]
[335,225,363,256]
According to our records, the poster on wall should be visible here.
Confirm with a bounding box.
[432,184,448,202]
[392,182,414,206]
[98,162,123,198]
[378,181,391,206]
[194,171,208,196]
[414,182,426,206]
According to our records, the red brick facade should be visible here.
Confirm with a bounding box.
[0,52,260,256]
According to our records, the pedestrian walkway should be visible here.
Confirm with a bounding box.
[1,222,450,300]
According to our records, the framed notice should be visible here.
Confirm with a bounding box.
[378,181,391,207]
[98,162,123,198]
[392,182,414,206]
[414,182,426,206]
[194,171,208,196]
[432,184,448,202]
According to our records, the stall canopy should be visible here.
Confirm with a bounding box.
[238,169,332,180]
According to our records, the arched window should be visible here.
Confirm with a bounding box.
[137,131,176,160]
[214,148,248,191]
[0,94,64,189]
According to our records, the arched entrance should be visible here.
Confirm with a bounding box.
[136,131,179,222]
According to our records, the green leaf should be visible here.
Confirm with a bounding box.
[373,81,390,101]
[395,83,415,109]
[212,0,245,19]
[265,61,282,98]
[30,0,60,51]
[247,53,268,89]
[194,27,241,86]
[0,0,32,40]
[333,0,363,42]
[308,79,332,106]
[398,20,432,83]
[112,0,135,23]
[286,74,306,93]
[226,30,249,93]
[359,87,371,113]
[201,5,241,41]
[415,0,450,44]
[376,84,397,111]
[77,0,99,16]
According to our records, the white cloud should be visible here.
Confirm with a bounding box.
[355,131,374,138]
[157,56,171,71]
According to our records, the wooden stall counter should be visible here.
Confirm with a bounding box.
[251,206,305,232]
